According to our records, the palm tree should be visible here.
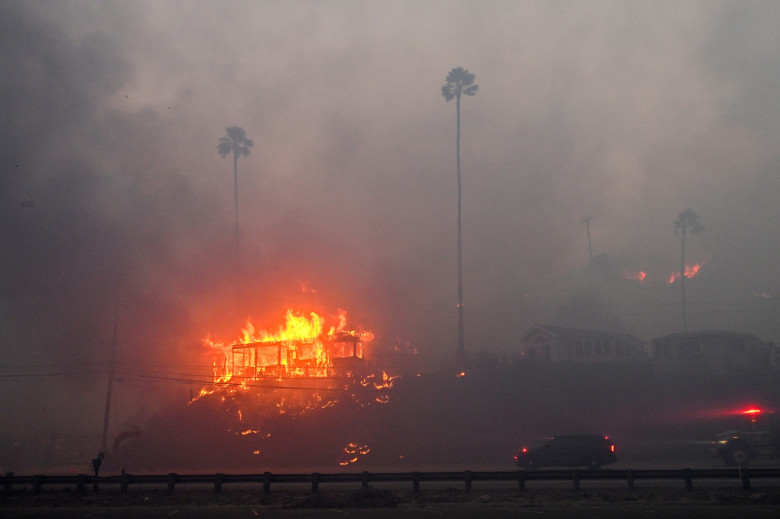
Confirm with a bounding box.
[218,126,253,263]
[442,67,478,356]
[674,208,704,332]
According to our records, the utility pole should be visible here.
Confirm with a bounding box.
[100,314,119,455]
[582,217,594,263]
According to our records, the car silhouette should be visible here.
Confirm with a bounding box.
[514,435,617,470]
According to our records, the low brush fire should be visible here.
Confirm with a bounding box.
[668,262,704,284]
[622,259,707,284]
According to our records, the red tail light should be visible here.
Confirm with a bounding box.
[522,447,528,453]
[610,445,615,453]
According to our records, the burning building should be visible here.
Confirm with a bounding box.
[203,309,376,386]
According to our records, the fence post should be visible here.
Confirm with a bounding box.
[361,471,370,489]
[572,470,580,490]
[214,473,224,493]
[167,473,177,493]
[412,471,421,493]
[683,468,693,491]
[740,468,750,490]
[517,470,525,490]
[311,472,320,493]
[464,470,472,492]
[626,469,634,489]
[263,472,272,494]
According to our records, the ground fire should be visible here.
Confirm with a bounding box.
[622,259,706,284]
[668,261,705,284]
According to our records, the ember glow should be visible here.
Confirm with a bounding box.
[338,442,371,466]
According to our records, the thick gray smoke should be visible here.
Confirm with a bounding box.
[1,1,779,468]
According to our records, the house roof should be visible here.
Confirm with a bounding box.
[650,329,764,344]
[519,324,647,344]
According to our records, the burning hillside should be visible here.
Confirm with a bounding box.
[622,258,708,285]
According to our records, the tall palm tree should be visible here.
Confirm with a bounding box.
[218,126,253,263]
[674,208,704,332]
[442,67,478,356]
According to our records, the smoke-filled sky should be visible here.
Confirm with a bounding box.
[2,1,780,441]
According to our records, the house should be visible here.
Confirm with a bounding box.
[517,324,649,364]
[650,330,769,373]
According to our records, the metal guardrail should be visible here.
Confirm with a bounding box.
[4,468,780,495]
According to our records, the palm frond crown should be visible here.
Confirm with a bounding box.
[674,209,704,235]
[441,67,479,102]
[217,126,253,158]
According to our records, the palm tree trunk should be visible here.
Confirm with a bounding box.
[456,94,465,356]
[681,229,687,332]
[233,151,240,268]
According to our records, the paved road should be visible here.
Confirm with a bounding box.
[2,502,780,519]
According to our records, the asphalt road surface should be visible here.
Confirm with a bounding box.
[2,502,780,519]
[3,486,780,519]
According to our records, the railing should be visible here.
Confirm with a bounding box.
[4,468,780,495]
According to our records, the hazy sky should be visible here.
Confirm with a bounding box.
[2,0,779,439]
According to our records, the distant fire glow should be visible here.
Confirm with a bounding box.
[623,259,707,284]
[668,262,704,284]
[624,270,648,282]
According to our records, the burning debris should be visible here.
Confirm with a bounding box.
[339,442,371,466]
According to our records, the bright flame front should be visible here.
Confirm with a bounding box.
[202,309,373,390]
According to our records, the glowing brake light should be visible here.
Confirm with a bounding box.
[610,445,615,453]
[522,447,528,453]
[743,408,762,415]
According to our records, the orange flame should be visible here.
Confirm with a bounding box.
[200,309,374,394]
[194,307,406,468]
[624,270,647,282]
[338,442,370,466]
[668,262,704,284]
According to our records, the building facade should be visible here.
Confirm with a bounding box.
[517,324,649,364]
[651,330,769,373]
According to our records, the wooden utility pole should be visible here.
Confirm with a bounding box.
[582,217,594,263]
[100,314,119,454]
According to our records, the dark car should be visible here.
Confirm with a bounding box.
[514,435,617,470]
[709,409,780,466]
